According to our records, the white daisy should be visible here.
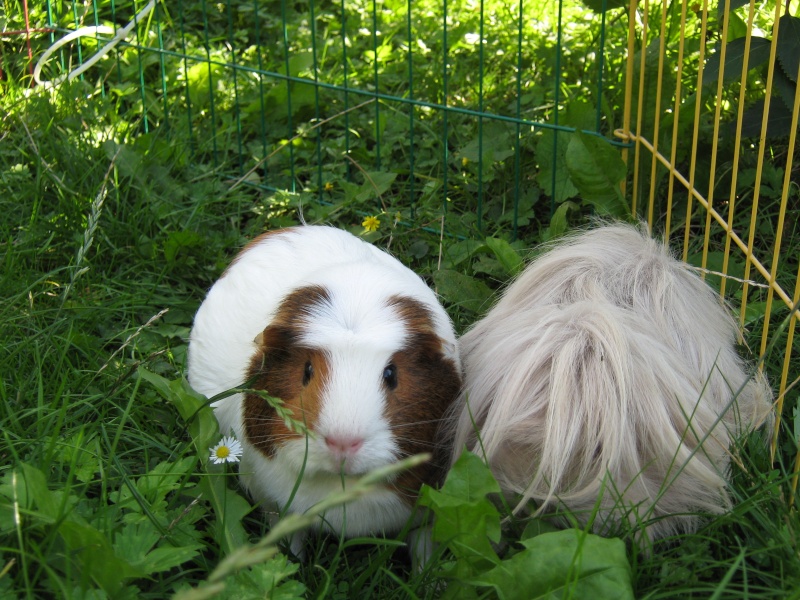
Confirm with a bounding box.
[209,436,243,464]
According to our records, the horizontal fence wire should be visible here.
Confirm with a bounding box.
[617,0,800,484]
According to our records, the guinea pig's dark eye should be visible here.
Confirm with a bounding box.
[303,361,313,386]
[382,363,398,390]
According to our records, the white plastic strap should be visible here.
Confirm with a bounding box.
[33,0,156,87]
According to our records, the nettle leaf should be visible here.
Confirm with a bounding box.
[777,15,800,84]
[703,37,772,85]
[419,451,502,565]
[564,132,629,217]
[484,237,524,277]
[774,66,798,114]
[473,530,633,600]
[433,270,493,314]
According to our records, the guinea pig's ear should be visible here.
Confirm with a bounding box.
[253,324,296,354]
[440,339,458,363]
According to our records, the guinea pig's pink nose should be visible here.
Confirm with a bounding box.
[325,435,364,456]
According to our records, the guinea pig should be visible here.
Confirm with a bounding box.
[448,222,773,542]
[187,225,462,553]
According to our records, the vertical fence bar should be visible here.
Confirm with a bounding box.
[512,0,524,240]
[550,0,564,216]
[253,0,269,186]
[132,0,150,133]
[720,0,758,298]
[682,0,710,261]
[476,0,485,231]
[769,73,800,462]
[200,0,219,167]
[441,0,449,217]
[774,56,800,465]
[619,0,637,198]
[749,2,784,359]
[310,0,323,201]
[405,0,415,213]
[663,0,688,241]
[372,0,381,171]
[280,0,295,191]
[177,1,196,155]
[632,0,650,218]
[225,0,244,173]
[700,0,731,275]
[646,0,668,229]
[342,0,352,183]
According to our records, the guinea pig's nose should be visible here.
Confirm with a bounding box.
[325,435,364,456]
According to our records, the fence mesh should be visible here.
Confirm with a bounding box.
[5,0,799,479]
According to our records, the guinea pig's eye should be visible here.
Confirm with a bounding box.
[303,361,314,386]
[382,363,398,390]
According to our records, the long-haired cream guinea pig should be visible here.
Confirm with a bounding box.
[449,222,773,542]
[187,226,462,551]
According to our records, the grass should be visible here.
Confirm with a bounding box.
[2,0,800,597]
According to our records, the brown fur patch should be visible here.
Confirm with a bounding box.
[220,227,299,279]
[384,296,462,504]
[243,285,331,458]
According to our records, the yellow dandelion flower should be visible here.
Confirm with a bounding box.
[362,215,381,232]
[324,181,334,192]
[461,156,469,167]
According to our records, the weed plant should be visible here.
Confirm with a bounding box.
[1,0,799,598]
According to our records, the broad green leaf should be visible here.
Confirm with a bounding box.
[736,98,796,139]
[114,520,202,575]
[442,239,486,268]
[475,529,634,600]
[138,367,219,455]
[433,270,493,314]
[484,237,524,277]
[197,471,254,555]
[564,133,629,217]
[537,130,579,203]
[58,520,141,595]
[361,170,398,197]
[458,123,515,180]
[703,37,772,85]
[545,200,580,241]
[220,555,306,600]
[419,452,502,566]
[186,62,224,108]
[776,15,800,84]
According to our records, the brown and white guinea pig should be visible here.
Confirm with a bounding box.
[447,222,773,542]
[187,225,461,553]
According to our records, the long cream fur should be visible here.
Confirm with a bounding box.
[449,223,773,541]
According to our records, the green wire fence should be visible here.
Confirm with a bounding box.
[17,0,628,240]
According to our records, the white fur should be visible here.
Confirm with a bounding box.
[187,225,460,541]
[449,223,773,541]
